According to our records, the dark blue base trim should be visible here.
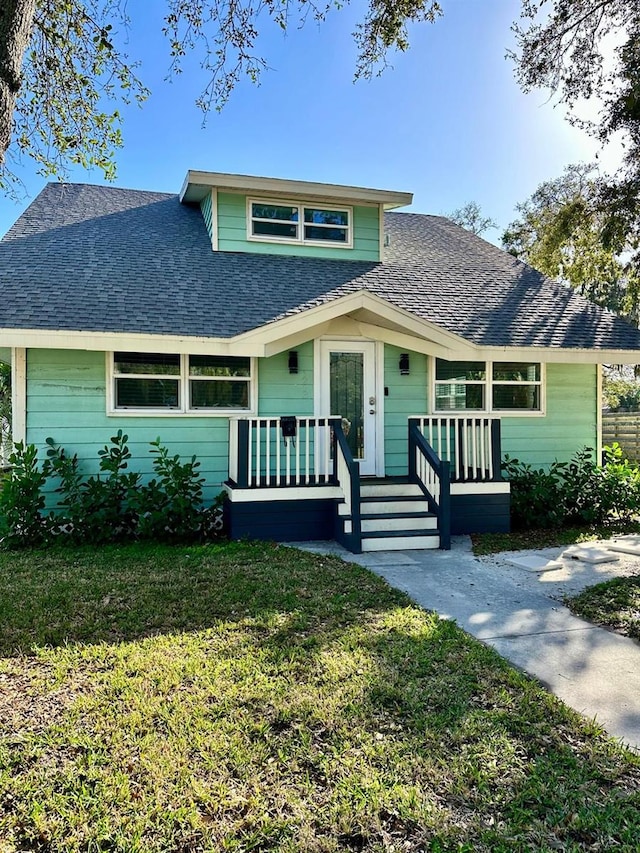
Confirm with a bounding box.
[450,493,510,534]
[226,497,336,542]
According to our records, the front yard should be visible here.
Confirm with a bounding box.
[0,542,639,852]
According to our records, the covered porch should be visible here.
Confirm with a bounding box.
[224,415,510,553]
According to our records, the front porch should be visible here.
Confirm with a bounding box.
[224,415,510,553]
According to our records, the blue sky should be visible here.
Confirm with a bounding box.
[0,0,621,240]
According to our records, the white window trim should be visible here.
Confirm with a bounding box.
[106,353,257,417]
[431,357,546,417]
[246,197,353,249]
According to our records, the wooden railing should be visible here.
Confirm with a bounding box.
[332,417,361,552]
[229,416,336,488]
[414,416,502,483]
[408,419,451,550]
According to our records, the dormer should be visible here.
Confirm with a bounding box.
[179,171,412,262]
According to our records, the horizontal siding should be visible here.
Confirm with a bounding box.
[0,347,11,364]
[258,342,314,416]
[383,345,428,476]
[26,349,230,501]
[199,191,213,241]
[501,363,597,467]
[217,192,380,261]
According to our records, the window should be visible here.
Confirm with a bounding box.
[248,198,351,246]
[434,359,543,414]
[111,353,254,414]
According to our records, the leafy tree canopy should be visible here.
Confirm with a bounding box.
[502,163,640,320]
[448,201,496,236]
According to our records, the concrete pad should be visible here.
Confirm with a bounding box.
[607,541,640,556]
[505,554,563,572]
[561,546,619,565]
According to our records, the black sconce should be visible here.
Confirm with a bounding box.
[288,350,299,374]
[399,353,410,375]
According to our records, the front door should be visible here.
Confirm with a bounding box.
[319,340,378,476]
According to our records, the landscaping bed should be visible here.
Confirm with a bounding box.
[0,541,639,852]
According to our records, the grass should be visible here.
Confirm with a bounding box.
[472,520,640,555]
[0,541,639,852]
[567,575,640,641]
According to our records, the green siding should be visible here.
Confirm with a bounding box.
[216,192,380,261]
[200,192,213,240]
[26,349,230,501]
[0,347,10,364]
[384,345,429,476]
[501,363,597,467]
[259,343,314,416]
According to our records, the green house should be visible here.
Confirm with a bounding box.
[2,170,640,552]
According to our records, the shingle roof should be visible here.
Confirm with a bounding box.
[1,181,640,352]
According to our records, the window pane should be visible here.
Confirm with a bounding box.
[304,208,348,226]
[190,380,249,409]
[493,362,541,382]
[114,352,180,375]
[436,360,486,381]
[493,385,540,410]
[116,378,179,408]
[252,220,298,239]
[304,225,348,242]
[251,204,298,222]
[190,355,251,377]
[330,352,364,459]
[435,383,485,411]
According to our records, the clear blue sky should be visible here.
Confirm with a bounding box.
[0,0,620,241]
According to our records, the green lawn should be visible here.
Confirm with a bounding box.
[0,542,639,852]
[567,575,640,641]
[472,521,640,555]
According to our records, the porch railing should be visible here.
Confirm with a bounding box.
[408,420,451,550]
[413,416,502,483]
[332,417,361,552]
[229,416,336,488]
[0,417,11,469]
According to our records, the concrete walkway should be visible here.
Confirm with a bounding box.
[292,537,640,753]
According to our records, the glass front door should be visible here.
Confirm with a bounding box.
[320,341,377,475]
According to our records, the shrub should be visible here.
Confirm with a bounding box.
[131,438,206,542]
[0,442,51,547]
[503,444,640,530]
[45,430,141,544]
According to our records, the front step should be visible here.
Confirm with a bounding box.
[337,479,442,552]
[361,529,440,552]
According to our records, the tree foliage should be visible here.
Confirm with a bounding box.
[503,164,640,320]
[448,201,496,236]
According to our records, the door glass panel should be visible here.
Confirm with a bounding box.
[330,352,364,459]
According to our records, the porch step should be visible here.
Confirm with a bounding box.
[348,511,438,534]
[360,496,428,515]
[361,529,441,552]
[360,482,423,498]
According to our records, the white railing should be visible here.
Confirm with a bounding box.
[229,416,335,488]
[415,416,501,482]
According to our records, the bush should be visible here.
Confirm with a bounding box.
[45,430,141,544]
[0,442,51,547]
[503,444,640,530]
[0,434,226,548]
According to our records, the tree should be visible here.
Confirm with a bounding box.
[502,163,640,320]
[448,201,497,236]
[0,0,445,188]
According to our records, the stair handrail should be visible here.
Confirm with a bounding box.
[330,417,361,552]
[408,419,451,550]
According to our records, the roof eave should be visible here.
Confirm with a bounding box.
[179,170,413,209]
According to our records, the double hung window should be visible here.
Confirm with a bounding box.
[249,199,351,246]
[111,353,253,414]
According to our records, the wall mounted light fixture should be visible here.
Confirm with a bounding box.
[399,353,410,375]
[288,351,299,374]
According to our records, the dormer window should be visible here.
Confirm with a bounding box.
[248,198,352,247]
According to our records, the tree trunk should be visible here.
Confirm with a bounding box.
[0,0,36,166]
